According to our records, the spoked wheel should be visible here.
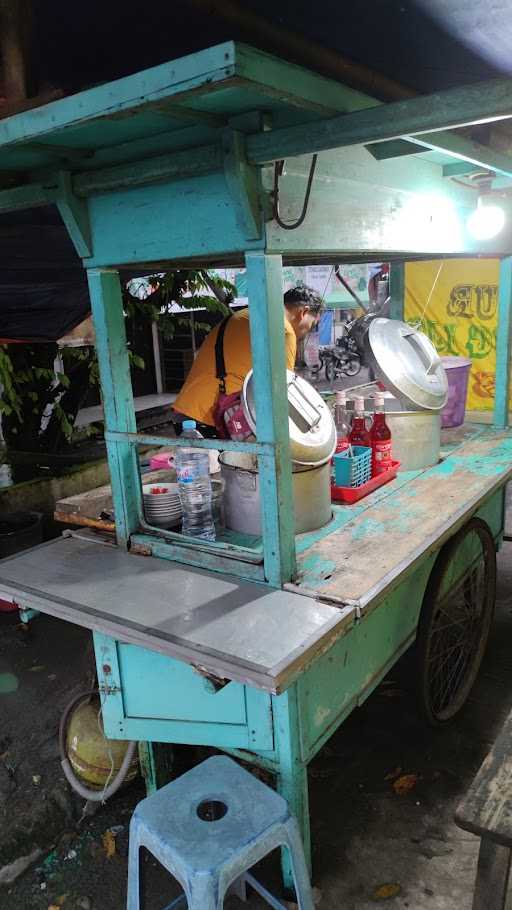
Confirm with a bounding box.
[343,356,361,377]
[324,358,335,383]
[416,518,496,726]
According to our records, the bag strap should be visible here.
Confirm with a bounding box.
[215,314,233,394]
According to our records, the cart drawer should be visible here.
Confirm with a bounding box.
[118,643,247,723]
[94,634,274,751]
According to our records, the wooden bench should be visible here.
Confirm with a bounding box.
[455,708,512,909]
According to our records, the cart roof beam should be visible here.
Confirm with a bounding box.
[247,77,512,164]
[367,131,512,180]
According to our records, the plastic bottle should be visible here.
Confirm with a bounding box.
[175,420,215,541]
[334,390,351,454]
[370,394,392,476]
[349,396,371,448]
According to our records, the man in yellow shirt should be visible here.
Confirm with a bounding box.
[173,286,322,432]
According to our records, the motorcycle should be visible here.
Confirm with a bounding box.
[312,333,362,382]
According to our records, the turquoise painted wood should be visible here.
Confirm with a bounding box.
[494,256,512,428]
[246,77,512,164]
[87,269,141,547]
[93,486,505,889]
[264,147,512,259]
[129,534,265,582]
[94,633,274,751]
[4,40,512,895]
[104,430,274,455]
[245,253,296,585]
[87,173,265,268]
[389,261,405,321]
[0,41,376,176]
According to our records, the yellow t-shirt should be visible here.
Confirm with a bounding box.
[174,308,297,426]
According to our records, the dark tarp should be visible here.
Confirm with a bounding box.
[0,208,90,342]
[0,277,91,342]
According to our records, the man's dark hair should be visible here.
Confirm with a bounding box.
[284,285,323,314]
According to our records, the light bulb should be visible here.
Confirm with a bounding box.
[467,200,505,241]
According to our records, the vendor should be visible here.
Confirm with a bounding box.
[173,285,323,433]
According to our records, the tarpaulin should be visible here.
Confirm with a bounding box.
[0,208,90,342]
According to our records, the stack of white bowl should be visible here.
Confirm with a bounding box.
[143,483,182,528]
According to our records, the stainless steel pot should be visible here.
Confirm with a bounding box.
[345,392,440,471]
[384,401,440,471]
[242,370,336,466]
[219,452,332,535]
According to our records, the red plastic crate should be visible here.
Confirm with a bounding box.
[331,460,400,504]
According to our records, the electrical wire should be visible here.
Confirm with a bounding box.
[272,155,318,230]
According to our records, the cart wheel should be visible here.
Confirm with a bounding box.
[416,518,496,726]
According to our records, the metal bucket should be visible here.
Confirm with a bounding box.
[219,452,332,535]
[344,391,441,471]
[385,408,441,471]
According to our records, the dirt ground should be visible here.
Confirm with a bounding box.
[1,540,512,910]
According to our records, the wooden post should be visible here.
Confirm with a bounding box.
[494,257,512,429]
[87,269,141,547]
[389,261,405,321]
[273,686,311,891]
[0,0,31,103]
[472,837,511,910]
[245,252,296,586]
[151,322,164,395]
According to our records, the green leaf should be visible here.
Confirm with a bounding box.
[56,372,71,389]
[130,353,145,370]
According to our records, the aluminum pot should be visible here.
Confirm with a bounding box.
[346,393,440,471]
[219,452,332,535]
[381,392,441,471]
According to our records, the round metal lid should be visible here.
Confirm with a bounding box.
[367,319,448,411]
[242,370,336,465]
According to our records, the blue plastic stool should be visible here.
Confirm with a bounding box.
[127,755,314,909]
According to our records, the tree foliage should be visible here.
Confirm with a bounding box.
[0,269,235,454]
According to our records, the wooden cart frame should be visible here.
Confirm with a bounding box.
[1,42,512,890]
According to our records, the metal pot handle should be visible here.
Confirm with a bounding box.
[400,328,442,376]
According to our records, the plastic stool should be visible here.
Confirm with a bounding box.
[127,755,314,909]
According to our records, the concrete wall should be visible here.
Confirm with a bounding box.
[0,458,111,536]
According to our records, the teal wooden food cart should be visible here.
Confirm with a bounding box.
[2,42,512,890]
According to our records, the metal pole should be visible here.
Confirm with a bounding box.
[494,256,512,428]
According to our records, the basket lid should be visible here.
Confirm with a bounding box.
[367,318,448,411]
[242,369,336,465]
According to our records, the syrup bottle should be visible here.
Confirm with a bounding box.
[334,390,351,454]
[349,396,371,448]
[370,394,392,476]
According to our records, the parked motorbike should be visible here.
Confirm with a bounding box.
[312,334,362,382]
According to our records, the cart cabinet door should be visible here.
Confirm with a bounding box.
[94,634,274,752]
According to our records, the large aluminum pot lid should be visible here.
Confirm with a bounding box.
[242,369,336,465]
[367,318,448,411]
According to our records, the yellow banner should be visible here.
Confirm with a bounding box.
[405,259,499,411]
